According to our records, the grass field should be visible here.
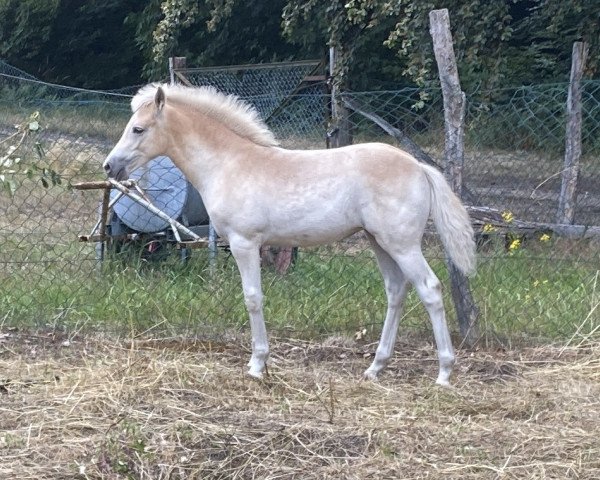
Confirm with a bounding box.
[1,330,598,479]
[0,233,598,347]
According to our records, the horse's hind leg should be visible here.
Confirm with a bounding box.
[229,238,269,378]
[391,248,455,386]
[364,233,409,380]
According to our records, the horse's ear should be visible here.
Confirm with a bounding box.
[155,86,165,113]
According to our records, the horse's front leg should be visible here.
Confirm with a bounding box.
[229,239,269,378]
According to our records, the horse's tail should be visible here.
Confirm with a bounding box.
[421,163,476,275]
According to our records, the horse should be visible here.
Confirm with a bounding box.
[103,83,476,386]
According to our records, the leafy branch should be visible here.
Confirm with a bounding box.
[0,112,61,196]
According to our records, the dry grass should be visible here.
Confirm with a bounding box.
[1,331,599,479]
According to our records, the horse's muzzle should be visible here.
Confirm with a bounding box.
[103,158,128,181]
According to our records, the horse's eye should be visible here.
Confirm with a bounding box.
[132,126,145,135]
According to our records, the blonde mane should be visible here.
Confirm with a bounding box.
[132,83,279,147]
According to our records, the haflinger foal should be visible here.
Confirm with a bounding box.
[103,83,476,386]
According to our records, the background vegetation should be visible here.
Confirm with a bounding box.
[0,0,598,89]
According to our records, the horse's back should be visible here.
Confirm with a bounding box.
[256,143,431,243]
[275,142,424,187]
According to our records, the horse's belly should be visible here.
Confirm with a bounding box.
[264,214,363,247]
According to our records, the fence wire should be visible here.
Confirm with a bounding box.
[1,62,598,346]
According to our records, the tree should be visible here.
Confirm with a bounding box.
[504,0,599,84]
[0,0,61,74]
[282,0,393,88]
[383,1,514,91]
[152,1,516,91]
[0,0,146,88]
[147,0,309,80]
[1,0,597,89]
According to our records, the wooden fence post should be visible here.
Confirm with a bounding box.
[169,57,192,86]
[328,47,353,148]
[429,9,479,347]
[557,41,588,225]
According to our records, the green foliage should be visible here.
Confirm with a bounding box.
[147,0,311,80]
[282,0,401,89]
[0,111,61,196]
[1,0,598,90]
[124,0,165,80]
[0,0,146,88]
[504,0,600,84]
[0,0,60,61]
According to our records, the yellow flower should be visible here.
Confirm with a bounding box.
[483,223,497,233]
[508,238,521,251]
[540,233,551,242]
[501,210,514,223]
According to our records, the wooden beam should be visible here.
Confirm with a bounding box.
[467,206,600,239]
[342,97,440,168]
[174,70,193,87]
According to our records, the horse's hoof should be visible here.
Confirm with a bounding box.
[435,378,452,388]
[247,367,264,379]
[248,370,263,379]
[363,369,379,381]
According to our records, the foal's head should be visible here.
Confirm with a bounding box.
[103,85,168,180]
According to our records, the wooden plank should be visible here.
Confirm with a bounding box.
[467,206,600,239]
[328,46,352,148]
[174,70,194,87]
[303,75,327,82]
[72,180,136,190]
[177,59,321,74]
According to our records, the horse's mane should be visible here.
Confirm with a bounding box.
[132,83,279,147]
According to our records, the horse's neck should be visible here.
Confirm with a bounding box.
[167,125,257,199]
[167,105,271,196]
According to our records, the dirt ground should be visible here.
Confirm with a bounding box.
[1,329,599,479]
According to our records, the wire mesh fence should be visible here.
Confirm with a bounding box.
[174,60,324,121]
[1,61,598,346]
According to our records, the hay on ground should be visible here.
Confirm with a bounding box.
[0,331,599,479]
